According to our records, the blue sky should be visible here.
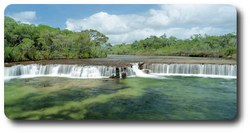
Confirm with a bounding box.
[5,4,158,29]
[5,4,236,44]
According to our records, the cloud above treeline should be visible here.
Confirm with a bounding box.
[66,5,236,44]
[8,11,36,24]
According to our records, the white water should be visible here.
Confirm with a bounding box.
[131,63,163,79]
[4,63,236,80]
[4,64,134,80]
[143,64,236,78]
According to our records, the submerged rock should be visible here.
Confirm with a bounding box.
[142,69,151,74]
[121,72,127,78]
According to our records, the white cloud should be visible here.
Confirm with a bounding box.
[66,12,139,35]
[9,11,36,24]
[66,5,236,44]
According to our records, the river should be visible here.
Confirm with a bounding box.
[4,55,237,120]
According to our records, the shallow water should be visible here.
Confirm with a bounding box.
[5,55,236,67]
[4,76,237,120]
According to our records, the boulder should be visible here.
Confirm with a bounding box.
[142,69,151,74]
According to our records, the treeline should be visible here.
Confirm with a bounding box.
[5,16,237,62]
[110,33,237,59]
[4,16,111,62]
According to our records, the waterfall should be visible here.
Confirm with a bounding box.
[4,64,134,80]
[143,64,236,78]
[4,63,236,80]
[131,63,160,78]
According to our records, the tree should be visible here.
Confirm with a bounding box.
[110,33,237,59]
[4,16,110,62]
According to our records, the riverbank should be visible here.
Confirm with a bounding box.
[4,55,236,67]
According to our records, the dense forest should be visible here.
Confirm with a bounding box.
[4,16,237,62]
[111,33,237,59]
[4,16,111,62]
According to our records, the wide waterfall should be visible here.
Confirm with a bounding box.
[4,63,237,80]
[4,64,134,80]
[143,64,236,78]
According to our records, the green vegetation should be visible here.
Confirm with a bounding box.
[4,16,110,62]
[4,16,237,62]
[110,33,237,59]
[5,77,236,120]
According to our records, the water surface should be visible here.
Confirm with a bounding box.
[4,76,237,120]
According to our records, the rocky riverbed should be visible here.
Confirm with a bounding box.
[4,55,237,67]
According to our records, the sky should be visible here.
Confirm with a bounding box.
[5,4,236,44]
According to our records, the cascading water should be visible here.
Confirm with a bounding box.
[143,64,236,78]
[4,63,237,80]
[131,63,160,78]
[4,64,134,80]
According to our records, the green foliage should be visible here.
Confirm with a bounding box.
[5,16,237,61]
[4,16,109,62]
[111,33,237,59]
